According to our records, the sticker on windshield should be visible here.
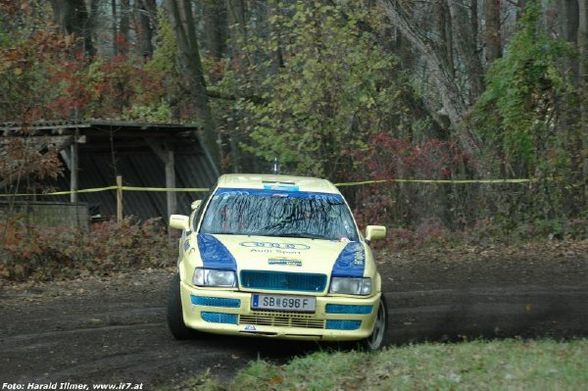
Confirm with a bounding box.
[263,183,299,191]
[240,241,310,250]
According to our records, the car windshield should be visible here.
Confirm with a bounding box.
[200,188,359,241]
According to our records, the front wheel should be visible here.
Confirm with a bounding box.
[167,274,196,340]
[359,294,389,351]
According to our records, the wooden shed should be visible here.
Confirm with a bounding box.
[0,120,219,220]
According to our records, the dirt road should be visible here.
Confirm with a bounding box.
[1,241,587,388]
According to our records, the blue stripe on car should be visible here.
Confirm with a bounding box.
[325,304,373,314]
[325,320,362,330]
[331,241,366,278]
[191,295,241,308]
[201,312,238,324]
[197,233,237,271]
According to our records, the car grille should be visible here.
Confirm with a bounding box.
[240,270,327,292]
[240,311,325,329]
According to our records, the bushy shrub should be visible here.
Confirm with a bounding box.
[0,217,176,282]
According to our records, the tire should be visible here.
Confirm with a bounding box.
[358,294,390,351]
[167,274,196,340]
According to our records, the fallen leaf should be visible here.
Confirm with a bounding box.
[268,376,283,385]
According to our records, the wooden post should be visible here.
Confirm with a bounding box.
[116,175,123,222]
[165,147,176,218]
[146,140,177,224]
[70,135,78,203]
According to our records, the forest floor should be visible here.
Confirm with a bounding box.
[0,240,586,389]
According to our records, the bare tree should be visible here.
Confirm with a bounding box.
[226,0,249,66]
[563,1,579,79]
[135,0,157,60]
[111,0,118,54]
[202,0,228,59]
[377,0,481,157]
[483,0,502,63]
[165,0,220,165]
[433,0,454,78]
[119,0,130,55]
[49,0,95,57]
[449,0,485,101]
[578,0,588,201]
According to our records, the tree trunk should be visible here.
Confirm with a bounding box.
[557,0,579,79]
[224,0,250,173]
[449,0,485,101]
[433,0,454,77]
[111,0,118,55]
[119,0,130,55]
[578,0,588,203]
[517,0,526,20]
[378,0,480,157]
[136,0,157,60]
[378,0,465,122]
[165,0,220,166]
[267,0,284,74]
[202,0,228,59]
[49,0,95,57]
[88,0,101,56]
[226,0,249,67]
[484,0,502,63]
[226,0,247,38]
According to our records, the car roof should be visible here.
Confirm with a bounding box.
[216,174,340,194]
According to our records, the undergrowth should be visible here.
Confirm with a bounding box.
[373,217,587,251]
[0,217,176,282]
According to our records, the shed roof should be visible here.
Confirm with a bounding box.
[1,119,199,133]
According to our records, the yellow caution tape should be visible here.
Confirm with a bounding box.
[0,186,118,197]
[0,186,210,197]
[121,186,210,192]
[46,186,119,194]
[334,178,538,186]
[0,177,549,197]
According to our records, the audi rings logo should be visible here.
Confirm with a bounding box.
[240,241,310,250]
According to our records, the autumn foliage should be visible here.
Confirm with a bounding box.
[356,133,470,181]
[0,0,586,262]
[0,218,175,282]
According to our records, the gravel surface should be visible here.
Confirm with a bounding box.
[1,241,587,388]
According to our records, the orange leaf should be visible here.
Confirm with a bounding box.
[268,376,283,385]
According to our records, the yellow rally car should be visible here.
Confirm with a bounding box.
[167,174,388,350]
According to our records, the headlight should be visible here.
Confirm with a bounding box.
[329,277,372,295]
[193,268,237,287]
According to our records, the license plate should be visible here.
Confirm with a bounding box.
[251,294,316,312]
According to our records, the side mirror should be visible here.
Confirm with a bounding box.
[191,200,202,210]
[365,225,386,241]
[169,214,189,230]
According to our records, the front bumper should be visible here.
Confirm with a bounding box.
[179,280,381,341]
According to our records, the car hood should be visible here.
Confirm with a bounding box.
[196,233,366,277]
